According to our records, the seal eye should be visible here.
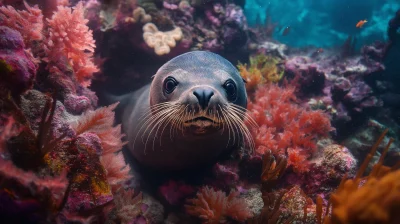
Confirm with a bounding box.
[164,77,178,94]
[223,80,237,101]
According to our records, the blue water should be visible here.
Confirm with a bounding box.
[244,0,400,49]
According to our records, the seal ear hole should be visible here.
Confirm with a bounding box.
[223,79,237,101]
[164,76,178,94]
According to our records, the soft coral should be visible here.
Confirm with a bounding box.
[44,2,98,87]
[247,84,333,173]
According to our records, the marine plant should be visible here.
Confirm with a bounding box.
[185,186,253,224]
[316,129,400,224]
[237,54,284,93]
[247,83,333,173]
[0,1,98,87]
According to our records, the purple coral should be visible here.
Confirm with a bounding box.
[0,26,36,96]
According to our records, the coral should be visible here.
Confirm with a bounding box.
[237,54,284,93]
[142,22,183,56]
[44,2,98,87]
[113,188,144,224]
[0,26,37,96]
[185,186,253,224]
[317,130,400,224]
[71,102,131,188]
[247,84,333,173]
[158,180,195,206]
[0,89,133,222]
[0,1,43,47]
[280,185,316,223]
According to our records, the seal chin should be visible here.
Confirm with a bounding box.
[183,116,221,135]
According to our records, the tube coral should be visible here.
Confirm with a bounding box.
[44,2,98,87]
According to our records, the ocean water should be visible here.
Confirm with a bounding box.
[0,0,399,223]
[245,0,400,49]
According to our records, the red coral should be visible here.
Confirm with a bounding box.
[71,102,131,187]
[0,1,43,47]
[185,186,253,224]
[247,84,333,173]
[44,2,98,87]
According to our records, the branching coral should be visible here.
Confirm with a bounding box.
[238,54,284,93]
[317,130,400,224]
[185,186,253,224]
[44,2,98,87]
[247,84,333,173]
[0,1,43,47]
[143,22,183,56]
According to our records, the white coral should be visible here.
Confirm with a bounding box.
[143,23,183,56]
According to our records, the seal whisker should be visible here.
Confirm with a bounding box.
[229,104,259,129]
[158,104,185,146]
[221,106,236,148]
[143,109,174,153]
[146,105,180,152]
[139,105,175,154]
[227,105,255,153]
[224,107,241,147]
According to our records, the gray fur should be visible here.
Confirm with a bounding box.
[120,51,247,171]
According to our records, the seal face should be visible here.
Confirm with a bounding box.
[122,51,255,171]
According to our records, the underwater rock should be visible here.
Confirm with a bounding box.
[280,185,316,224]
[303,144,357,199]
[343,119,400,171]
[142,193,165,224]
[242,188,263,216]
[0,26,36,96]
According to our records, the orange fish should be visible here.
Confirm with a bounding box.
[356,20,368,28]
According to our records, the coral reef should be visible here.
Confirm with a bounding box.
[247,83,333,173]
[185,186,253,223]
[237,54,284,93]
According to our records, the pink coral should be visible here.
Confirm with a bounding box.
[159,180,195,205]
[185,186,253,224]
[0,1,43,47]
[44,2,98,87]
[247,84,333,173]
[71,102,131,187]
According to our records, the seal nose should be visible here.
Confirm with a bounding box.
[193,88,214,110]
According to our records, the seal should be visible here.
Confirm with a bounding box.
[119,51,255,171]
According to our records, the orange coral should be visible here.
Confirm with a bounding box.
[247,84,333,173]
[44,2,98,87]
[185,186,253,224]
[317,130,400,224]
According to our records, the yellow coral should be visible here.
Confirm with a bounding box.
[237,54,284,92]
[142,23,182,56]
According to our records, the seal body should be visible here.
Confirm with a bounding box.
[121,51,248,171]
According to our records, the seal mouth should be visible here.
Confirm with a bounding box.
[184,116,215,123]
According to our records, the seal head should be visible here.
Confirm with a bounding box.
[122,51,254,171]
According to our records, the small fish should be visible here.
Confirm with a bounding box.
[282,26,291,36]
[356,20,368,28]
[316,48,324,53]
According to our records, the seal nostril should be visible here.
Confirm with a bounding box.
[193,88,214,110]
